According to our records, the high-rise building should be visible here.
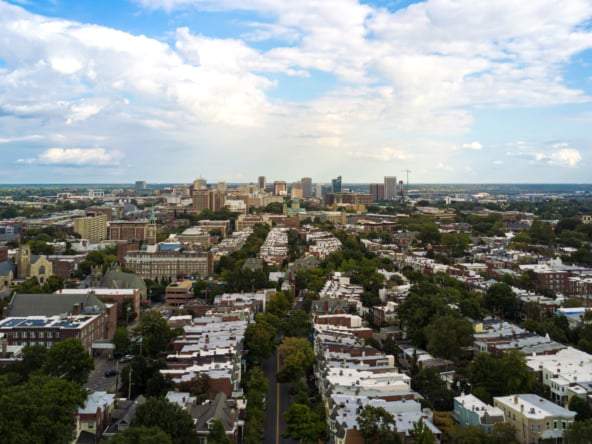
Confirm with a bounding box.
[291,181,303,199]
[331,176,342,193]
[258,176,267,191]
[399,180,405,200]
[73,213,108,243]
[369,183,385,201]
[193,188,210,212]
[301,177,312,198]
[193,177,207,191]
[273,181,287,196]
[384,176,397,200]
[135,181,147,192]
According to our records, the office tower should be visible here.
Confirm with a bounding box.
[301,177,312,198]
[258,176,267,191]
[135,181,147,192]
[193,177,207,190]
[369,183,385,201]
[384,176,397,200]
[331,176,342,193]
[217,181,228,192]
[193,188,210,211]
[291,181,303,199]
[273,181,287,196]
[399,180,405,200]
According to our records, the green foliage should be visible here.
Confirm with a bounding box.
[469,350,535,404]
[357,405,401,444]
[0,374,87,444]
[42,338,94,385]
[412,418,435,444]
[452,423,518,444]
[484,282,518,320]
[177,374,211,402]
[113,327,131,356]
[568,395,592,422]
[120,355,172,398]
[425,314,473,361]
[280,310,310,337]
[134,310,176,358]
[244,317,276,365]
[277,337,315,383]
[411,367,455,411]
[110,426,173,444]
[565,419,592,443]
[208,420,232,444]
[134,397,198,444]
[283,403,327,444]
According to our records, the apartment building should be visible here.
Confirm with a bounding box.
[493,394,575,444]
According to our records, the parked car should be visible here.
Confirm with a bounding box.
[104,369,117,377]
[119,354,134,363]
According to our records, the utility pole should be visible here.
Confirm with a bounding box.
[128,365,132,400]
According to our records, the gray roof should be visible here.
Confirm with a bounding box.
[0,261,16,276]
[8,293,106,317]
[190,392,235,433]
[100,270,146,291]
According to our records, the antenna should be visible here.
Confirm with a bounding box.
[402,169,411,189]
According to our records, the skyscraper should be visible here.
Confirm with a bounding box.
[331,176,342,193]
[273,181,287,196]
[369,183,385,201]
[258,176,266,191]
[384,176,397,200]
[301,177,312,198]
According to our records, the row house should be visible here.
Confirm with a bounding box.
[123,250,213,279]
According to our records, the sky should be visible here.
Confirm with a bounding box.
[1,0,592,185]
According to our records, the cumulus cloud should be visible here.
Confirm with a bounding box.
[548,148,582,167]
[17,148,123,166]
[462,141,483,150]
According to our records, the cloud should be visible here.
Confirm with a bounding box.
[436,162,454,171]
[462,141,483,150]
[548,148,582,167]
[346,147,412,161]
[0,134,43,144]
[505,141,583,168]
[17,148,123,166]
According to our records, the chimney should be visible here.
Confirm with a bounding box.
[72,303,81,316]
[2,306,7,319]
[514,396,518,405]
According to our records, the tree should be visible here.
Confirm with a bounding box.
[568,396,592,422]
[469,350,534,404]
[134,310,175,358]
[244,320,276,365]
[424,315,473,361]
[280,310,310,338]
[0,374,87,444]
[113,326,131,356]
[110,426,173,444]
[42,338,94,385]
[565,419,592,444]
[208,420,232,444]
[357,405,401,444]
[411,367,455,411]
[412,418,435,444]
[134,397,198,444]
[277,337,315,383]
[484,283,518,320]
[283,403,325,444]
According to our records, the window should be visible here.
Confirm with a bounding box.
[554,420,558,429]
[562,421,566,430]
[546,422,550,430]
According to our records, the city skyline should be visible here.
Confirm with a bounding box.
[1,0,592,184]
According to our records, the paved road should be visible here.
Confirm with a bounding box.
[85,352,125,393]
[262,349,299,444]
